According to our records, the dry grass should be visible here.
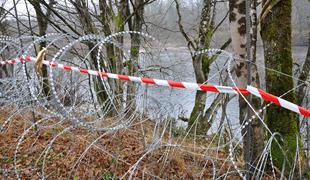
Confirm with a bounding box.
[0,108,245,179]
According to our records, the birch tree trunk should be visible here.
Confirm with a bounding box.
[229,0,264,174]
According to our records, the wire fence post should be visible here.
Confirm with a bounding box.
[245,0,253,178]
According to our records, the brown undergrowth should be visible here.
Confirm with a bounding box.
[0,107,244,179]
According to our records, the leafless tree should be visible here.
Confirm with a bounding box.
[174,0,232,135]
[28,0,56,99]
[0,1,13,79]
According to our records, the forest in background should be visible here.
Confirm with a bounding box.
[2,0,309,46]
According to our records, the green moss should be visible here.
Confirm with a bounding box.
[187,91,207,134]
[261,0,306,175]
[188,97,201,129]
[113,14,123,31]
[130,47,139,57]
[204,30,213,47]
[188,32,212,135]
[187,7,214,135]
[202,55,211,76]
[109,56,117,73]
[101,171,118,180]
[270,122,299,169]
[94,77,108,106]
[128,47,139,73]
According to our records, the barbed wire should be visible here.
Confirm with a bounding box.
[0,32,309,179]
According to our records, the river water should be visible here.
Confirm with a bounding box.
[136,46,308,133]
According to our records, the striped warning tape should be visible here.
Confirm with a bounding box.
[247,86,310,117]
[1,55,251,95]
[0,55,309,117]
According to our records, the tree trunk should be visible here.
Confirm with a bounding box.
[229,0,264,174]
[28,0,54,99]
[0,54,13,80]
[0,8,13,81]
[73,0,115,110]
[297,33,310,105]
[98,0,118,108]
[187,0,213,135]
[175,0,230,135]
[260,0,307,176]
[127,0,144,109]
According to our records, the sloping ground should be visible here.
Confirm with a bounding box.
[0,108,263,179]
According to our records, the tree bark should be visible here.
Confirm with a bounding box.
[0,7,13,81]
[174,0,233,135]
[127,0,145,108]
[99,0,149,112]
[186,0,213,135]
[72,0,114,109]
[28,0,56,99]
[297,33,310,105]
[229,0,264,174]
[260,0,307,176]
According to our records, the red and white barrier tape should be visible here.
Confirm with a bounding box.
[4,55,251,95]
[1,55,310,117]
[247,86,310,117]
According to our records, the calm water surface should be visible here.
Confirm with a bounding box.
[136,46,308,132]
